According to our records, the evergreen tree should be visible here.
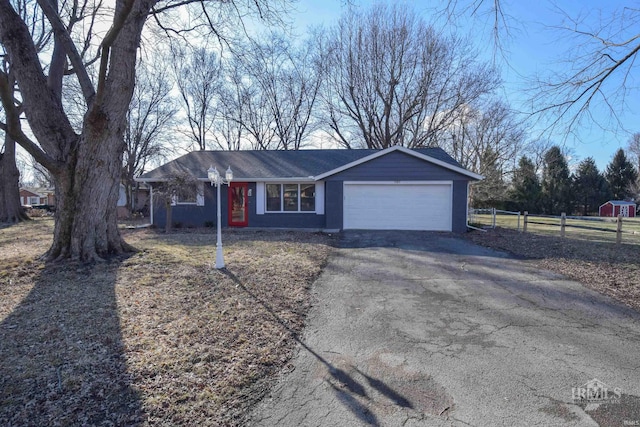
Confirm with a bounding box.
[471,148,508,208]
[541,146,572,215]
[509,156,541,213]
[572,157,608,215]
[605,148,638,200]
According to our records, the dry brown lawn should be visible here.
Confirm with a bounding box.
[465,227,640,312]
[0,218,334,426]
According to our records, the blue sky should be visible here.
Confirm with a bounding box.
[290,0,638,171]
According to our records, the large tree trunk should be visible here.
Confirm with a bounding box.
[46,122,136,262]
[0,134,29,223]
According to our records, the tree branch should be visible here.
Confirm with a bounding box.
[36,0,96,105]
[94,0,136,106]
[0,70,63,173]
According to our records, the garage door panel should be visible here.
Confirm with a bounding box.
[343,183,452,231]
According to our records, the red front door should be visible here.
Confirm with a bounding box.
[228,183,248,227]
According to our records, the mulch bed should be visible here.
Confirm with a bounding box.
[0,221,335,426]
[464,227,640,312]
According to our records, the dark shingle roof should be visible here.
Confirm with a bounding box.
[139,147,464,181]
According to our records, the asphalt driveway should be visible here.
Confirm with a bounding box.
[248,231,640,426]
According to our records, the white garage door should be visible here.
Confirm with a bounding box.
[343,182,452,231]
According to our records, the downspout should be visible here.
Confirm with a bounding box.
[466,181,486,232]
[149,184,154,225]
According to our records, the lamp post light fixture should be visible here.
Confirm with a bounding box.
[207,165,233,269]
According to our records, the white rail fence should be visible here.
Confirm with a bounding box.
[469,208,638,244]
[468,208,521,231]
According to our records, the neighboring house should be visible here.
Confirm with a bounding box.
[599,200,637,218]
[117,183,151,219]
[136,146,482,232]
[19,187,55,208]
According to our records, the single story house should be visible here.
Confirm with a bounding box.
[136,146,482,232]
[19,187,55,208]
[599,200,637,218]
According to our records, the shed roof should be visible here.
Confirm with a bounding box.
[602,200,637,206]
[138,146,479,182]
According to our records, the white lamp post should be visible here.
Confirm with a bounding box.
[208,165,233,269]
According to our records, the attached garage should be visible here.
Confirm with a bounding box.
[343,181,453,231]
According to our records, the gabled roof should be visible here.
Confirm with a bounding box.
[138,146,481,182]
[314,146,483,180]
[20,187,54,197]
[600,200,637,207]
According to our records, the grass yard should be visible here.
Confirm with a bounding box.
[0,218,334,426]
[465,226,640,313]
[470,213,640,245]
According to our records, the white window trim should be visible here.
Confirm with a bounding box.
[260,182,318,214]
[256,182,265,215]
[315,182,325,215]
[174,182,204,206]
[196,182,205,206]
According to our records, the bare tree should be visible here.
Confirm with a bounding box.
[0,0,50,223]
[440,100,525,177]
[321,3,499,149]
[0,73,29,223]
[627,132,640,172]
[212,88,245,150]
[173,44,222,151]
[0,135,29,222]
[242,31,325,150]
[446,1,640,137]
[221,57,277,150]
[0,0,288,261]
[29,154,53,187]
[532,6,640,134]
[123,60,176,213]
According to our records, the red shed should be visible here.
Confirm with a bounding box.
[599,200,637,218]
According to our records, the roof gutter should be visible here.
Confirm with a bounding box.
[136,176,317,183]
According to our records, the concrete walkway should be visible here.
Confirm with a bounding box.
[248,231,640,426]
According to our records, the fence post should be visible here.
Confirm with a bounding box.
[517,212,521,232]
[492,207,496,228]
[560,212,566,238]
[523,211,528,233]
[616,214,622,244]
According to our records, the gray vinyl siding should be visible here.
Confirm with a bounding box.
[324,150,472,232]
[324,181,343,230]
[324,150,468,181]
[153,184,226,229]
[451,181,469,233]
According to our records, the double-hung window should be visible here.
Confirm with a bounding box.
[266,183,315,212]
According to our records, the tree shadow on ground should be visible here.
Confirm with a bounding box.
[354,367,413,409]
[0,259,144,426]
[224,269,415,425]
